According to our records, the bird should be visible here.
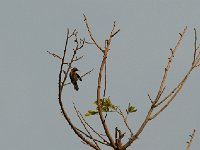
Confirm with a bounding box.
[69,67,82,91]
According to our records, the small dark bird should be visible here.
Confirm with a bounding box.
[69,67,82,91]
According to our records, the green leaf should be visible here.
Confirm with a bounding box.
[104,97,116,109]
[93,99,104,106]
[129,106,137,112]
[93,100,98,105]
[126,103,137,114]
[85,110,98,116]
[102,106,109,112]
[88,97,117,114]
[105,97,111,105]
[85,112,92,116]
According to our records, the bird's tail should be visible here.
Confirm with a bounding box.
[74,83,79,91]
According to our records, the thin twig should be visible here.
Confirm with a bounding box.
[151,36,200,119]
[57,29,99,150]
[111,29,120,37]
[116,107,133,136]
[81,38,95,45]
[103,62,107,124]
[60,32,85,88]
[73,55,84,62]
[122,27,188,150]
[195,63,200,67]
[115,127,118,148]
[148,93,153,103]
[81,68,94,78]
[69,29,77,38]
[73,103,100,149]
[186,129,196,150]
[154,26,187,105]
[150,66,193,120]
[155,85,179,107]
[95,19,120,149]
[77,108,110,146]
[83,14,104,52]
[77,127,109,146]
[194,51,200,67]
[193,28,197,62]
[47,51,62,60]
[156,29,199,107]
[103,62,107,98]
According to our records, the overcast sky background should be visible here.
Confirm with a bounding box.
[0,0,200,150]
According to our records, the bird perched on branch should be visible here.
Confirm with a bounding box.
[69,67,82,91]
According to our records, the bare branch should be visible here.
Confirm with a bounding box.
[103,62,107,98]
[80,115,109,145]
[110,21,116,36]
[81,68,94,78]
[95,20,120,149]
[60,32,86,88]
[150,66,193,120]
[186,129,196,150]
[194,51,200,67]
[154,26,187,105]
[109,21,120,38]
[47,50,62,60]
[73,103,100,149]
[73,55,84,62]
[77,127,109,147]
[69,29,77,38]
[148,93,153,103]
[115,127,125,149]
[155,30,199,107]
[76,107,110,146]
[122,26,188,150]
[155,85,178,107]
[115,127,117,148]
[51,15,199,150]
[170,48,173,54]
[150,27,200,120]
[111,29,120,38]
[57,29,99,150]
[80,38,95,45]
[193,28,197,62]
[115,107,133,136]
[83,14,104,52]
[195,63,200,67]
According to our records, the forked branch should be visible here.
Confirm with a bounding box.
[56,29,100,150]
[122,26,199,150]
[83,14,104,52]
[51,16,199,150]
[84,15,120,149]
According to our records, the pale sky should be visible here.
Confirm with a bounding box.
[0,0,199,150]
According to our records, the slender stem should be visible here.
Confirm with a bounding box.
[58,29,99,150]
[73,103,100,149]
[186,129,196,150]
[97,47,115,148]
[122,27,188,150]
[154,26,187,104]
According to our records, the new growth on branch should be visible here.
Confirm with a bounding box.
[48,15,199,150]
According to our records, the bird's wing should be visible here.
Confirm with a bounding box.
[69,72,73,82]
[76,73,82,81]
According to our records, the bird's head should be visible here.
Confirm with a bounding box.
[72,67,79,72]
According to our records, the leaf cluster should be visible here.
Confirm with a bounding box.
[85,97,137,116]
[126,103,137,115]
